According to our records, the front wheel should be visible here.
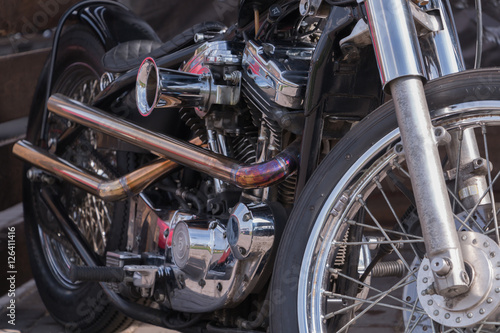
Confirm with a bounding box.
[271,69,500,332]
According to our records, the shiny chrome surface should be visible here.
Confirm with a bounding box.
[365,0,425,89]
[242,40,312,109]
[136,57,212,116]
[137,42,243,117]
[171,220,227,278]
[391,76,468,297]
[182,41,242,72]
[165,202,275,313]
[13,140,181,201]
[446,129,491,210]
[227,203,275,260]
[45,94,300,189]
[419,0,466,79]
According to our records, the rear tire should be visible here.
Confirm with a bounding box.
[23,25,134,333]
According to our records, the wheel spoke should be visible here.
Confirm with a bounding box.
[333,269,418,333]
[357,197,415,276]
[329,268,422,310]
[404,296,420,332]
[408,313,425,333]
[462,169,500,231]
[345,220,423,240]
[374,178,421,258]
[323,290,425,316]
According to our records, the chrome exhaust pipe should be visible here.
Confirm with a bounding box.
[14,94,299,198]
[13,140,182,201]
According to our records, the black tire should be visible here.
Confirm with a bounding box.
[23,25,134,333]
[270,69,500,332]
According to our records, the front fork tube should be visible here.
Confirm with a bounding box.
[390,77,469,297]
[365,0,470,296]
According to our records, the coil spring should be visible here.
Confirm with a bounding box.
[371,259,406,278]
[334,229,350,267]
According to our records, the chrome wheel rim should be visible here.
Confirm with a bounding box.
[299,101,500,333]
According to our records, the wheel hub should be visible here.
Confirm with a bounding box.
[418,231,500,327]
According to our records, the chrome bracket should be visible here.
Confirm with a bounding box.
[409,1,442,34]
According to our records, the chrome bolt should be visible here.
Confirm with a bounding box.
[480,308,485,314]
[472,239,478,245]
[431,257,451,276]
[467,313,473,318]
[485,242,490,248]
[461,235,467,241]
[487,297,493,304]
[427,300,433,306]
[491,252,496,258]
[496,287,500,293]
[456,317,462,323]
[445,313,450,319]
[496,274,500,281]
[423,277,428,283]
[433,310,439,316]
[423,265,429,271]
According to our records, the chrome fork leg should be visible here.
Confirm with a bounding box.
[365,0,469,297]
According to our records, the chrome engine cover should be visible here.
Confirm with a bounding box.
[242,40,313,109]
[166,202,275,312]
[122,195,276,313]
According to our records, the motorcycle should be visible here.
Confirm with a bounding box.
[12,0,500,331]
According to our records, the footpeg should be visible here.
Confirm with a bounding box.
[69,265,125,283]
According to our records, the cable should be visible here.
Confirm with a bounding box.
[474,0,483,69]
